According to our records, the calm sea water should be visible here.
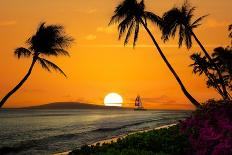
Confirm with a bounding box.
[0,109,191,154]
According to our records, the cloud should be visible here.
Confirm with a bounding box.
[85,35,97,40]
[74,8,97,14]
[205,18,229,28]
[86,9,97,14]
[0,20,17,26]
[97,26,117,34]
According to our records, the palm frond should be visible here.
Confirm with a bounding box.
[14,47,32,59]
[37,57,51,72]
[109,14,123,25]
[118,16,134,40]
[191,15,208,29]
[184,29,192,49]
[133,21,140,47]
[145,11,162,27]
[27,22,73,56]
[41,48,71,57]
[37,57,67,77]
[229,24,232,31]
[229,24,232,38]
[161,7,180,42]
[178,25,184,48]
[109,0,137,25]
[124,21,135,46]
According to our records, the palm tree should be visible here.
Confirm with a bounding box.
[190,53,225,98]
[109,0,200,107]
[161,0,229,100]
[0,22,73,108]
[212,47,232,96]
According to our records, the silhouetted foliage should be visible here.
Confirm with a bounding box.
[180,100,232,155]
[69,125,191,155]
[161,0,229,100]
[229,24,232,44]
[109,0,161,47]
[213,47,232,91]
[0,22,73,108]
[161,1,207,49]
[109,0,200,107]
[190,47,232,99]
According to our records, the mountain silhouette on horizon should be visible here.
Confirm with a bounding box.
[22,102,130,109]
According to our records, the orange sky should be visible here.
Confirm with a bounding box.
[0,0,231,109]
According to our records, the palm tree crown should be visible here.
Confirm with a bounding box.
[161,1,207,48]
[15,22,73,77]
[109,0,161,47]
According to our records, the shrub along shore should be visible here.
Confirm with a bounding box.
[69,100,232,155]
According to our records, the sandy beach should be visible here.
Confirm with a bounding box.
[54,123,176,155]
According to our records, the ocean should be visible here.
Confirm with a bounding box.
[0,109,191,154]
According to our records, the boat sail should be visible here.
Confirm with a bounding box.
[134,95,146,110]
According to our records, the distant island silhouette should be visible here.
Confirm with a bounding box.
[21,102,131,110]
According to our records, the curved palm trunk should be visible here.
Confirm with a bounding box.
[141,20,200,107]
[191,31,230,100]
[0,57,37,108]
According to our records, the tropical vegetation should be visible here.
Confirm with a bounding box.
[109,0,200,107]
[69,100,232,155]
[0,22,73,108]
[69,1,232,154]
[190,26,232,99]
[180,100,232,155]
[69,125,191,155]
[161,1,230,100]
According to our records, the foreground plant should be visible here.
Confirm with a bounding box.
[109,0,200,107]
[180,100,232,155]
[0,22,73,108]
[161,0,229,100]
[69,125,190,155]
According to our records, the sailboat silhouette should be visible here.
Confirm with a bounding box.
[134,95,146,111]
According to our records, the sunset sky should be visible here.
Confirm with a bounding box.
[0,0,231,109]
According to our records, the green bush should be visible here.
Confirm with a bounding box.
[69,125,191,155]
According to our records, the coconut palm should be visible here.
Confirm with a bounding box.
[190,53,225,98]
[109,0,200,107]
[213,47,232,94]
[0,22,73,108]
[161,0,229,100]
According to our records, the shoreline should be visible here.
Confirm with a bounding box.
[54,123,176,155]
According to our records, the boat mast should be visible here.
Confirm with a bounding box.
[135,95,143,109]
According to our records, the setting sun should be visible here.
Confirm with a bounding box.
[104,93,123,107]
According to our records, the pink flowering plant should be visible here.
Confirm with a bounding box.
[180,100,232,155]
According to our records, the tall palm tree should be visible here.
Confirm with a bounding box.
[161,0,229,100]
[109,0,200,107]
[0,22,73,108]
